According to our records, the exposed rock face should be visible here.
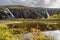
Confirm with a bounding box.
[0,6,60,20]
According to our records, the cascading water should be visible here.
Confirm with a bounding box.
[45,9,50,18]
[3,10,12,19]
[32,9,40,19]
[45,9,50,30]
[4,8,15,19]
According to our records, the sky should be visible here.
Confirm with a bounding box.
[0,0,60,8]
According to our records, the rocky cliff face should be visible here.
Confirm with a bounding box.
[0,6,60,20]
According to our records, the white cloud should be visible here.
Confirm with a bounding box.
[0,0,60,8]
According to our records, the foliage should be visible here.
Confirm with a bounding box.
[0,24,20,40]
[47,14,60,19]
[0,21,60,40]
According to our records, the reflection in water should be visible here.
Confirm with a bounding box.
[41,30,60,40]
[12,30,60,40]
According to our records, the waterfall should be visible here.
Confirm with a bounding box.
[32,9,40,19]
[4,8,15,19]
[45,9,50,18]
[4,10,12,19]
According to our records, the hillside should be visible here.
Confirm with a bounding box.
[0,5,60,20]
